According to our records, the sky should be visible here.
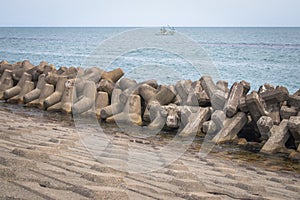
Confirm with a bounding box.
[0,0,299,27]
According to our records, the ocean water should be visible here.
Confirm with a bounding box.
[0,27,299,93]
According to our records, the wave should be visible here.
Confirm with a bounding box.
[199,42,300,49]
[0,36,67,42]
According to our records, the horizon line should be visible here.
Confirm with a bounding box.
[0,25,300,28]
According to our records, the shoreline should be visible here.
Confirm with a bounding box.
[0,106,299,199]
[1,101,299,174]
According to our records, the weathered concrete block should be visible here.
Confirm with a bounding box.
[261,120,290,154]
[7,81,34,104]
[44,76,67,109]
[27,83,54,108]
[74,67,103,92]
[212,90,227,110]
[200,76,227,110]
[225,82,244,117]
[48,84,76,114]
[110,88,122,104]
[12,60,35,81]
[200,75,216,99]
[139,84,157,103]
[101,68,124,83]
[246,92,267,123]
[294,89,300,96]
[155,85,176,105]
[179,107,211,137]
[202,120,217,134]
[23,74,46,104]
[145,102,167,130]
[266,103,281,125]
[216,80,229,93]
[95,92,109,117]
[100,103,124,119]
[0,60,14,74]
[119,86,139,104]
[162,104,181,129]
[180,106,199,127]
[197,90,211,107]
[100,87,120,115]
[0,69,14,99]
[238,97,248,112]
[186,81,202,106]
[257,116,273,139]
[97,79,115,96]
[240,80,250,95]
[280,106,298,119]
[72,81,96,114]
[212,112,248,144]
[4,72,32,100]
[288,95,300,109]
[288,116,300,144]
[211,110,226,131]
[175,80,192,104]
[118,78,137,91]
[260,86,289,104]
[106,94,142,125]
[258,83,275,94]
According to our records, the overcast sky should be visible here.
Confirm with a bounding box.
[1,0,299,27]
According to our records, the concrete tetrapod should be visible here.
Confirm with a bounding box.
[72,81,96,115]
[100,88,124,119]
[145,85,176,129]
[246,92,268,123]
[12,60,35,81]
[118,78,137,91]
[266,103,281,125]
[7,81,34,104]
[23,74,46,104]
[119,80,158,104]
[138,83,157,121]
[44,76,67,109]
[95,92,109,117]
[200,76,227,110]
[212,112,248,144]
[179,107,212,137]
[163,104,181,129]
[287,116,300,146]
[3,72,32,100]
[0,69,14,99]
[257,116,273,139]
[261,119,290,154]
[27,84,54,108]
[175,80,192,105]
[48,82,76,114]
[288,95,300,109]
[280,106,298,119]
[106,94,142,126]
[225,82,244,118]
[101,68,124,83]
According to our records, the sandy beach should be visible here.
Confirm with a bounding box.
[1,105,299,200]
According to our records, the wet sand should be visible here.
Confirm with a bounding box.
[0,104,299,199]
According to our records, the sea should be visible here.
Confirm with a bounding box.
[0,27,299,93]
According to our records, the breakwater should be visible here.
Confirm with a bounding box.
[0,60,299,159]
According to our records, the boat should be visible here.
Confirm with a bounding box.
[156,25,175,35]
